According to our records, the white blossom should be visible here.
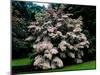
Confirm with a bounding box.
[58,40,67,52]
[51,57,63,69]
[44,50,52,60]
[50,48,58,54]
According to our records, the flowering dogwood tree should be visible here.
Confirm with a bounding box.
[25,4,89,70]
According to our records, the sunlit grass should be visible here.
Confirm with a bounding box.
[12,58,31,67]
[48,60,96,72]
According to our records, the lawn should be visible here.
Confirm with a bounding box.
[48,60,96,72]
[12,58,31,67]
[12,58,96,74]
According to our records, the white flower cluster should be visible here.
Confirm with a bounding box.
[25,5,89,70]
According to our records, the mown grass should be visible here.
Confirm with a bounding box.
[48,60,96,72]
[12,58,96,74]
[12,58,31,67]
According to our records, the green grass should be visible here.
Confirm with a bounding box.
[12,58,96,74]
[48,60,96,72]
[12,58,31,67]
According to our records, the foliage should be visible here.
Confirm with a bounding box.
[12,1,31,59]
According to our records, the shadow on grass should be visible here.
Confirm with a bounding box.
[12,65,34,74]
[12,65,49,74]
